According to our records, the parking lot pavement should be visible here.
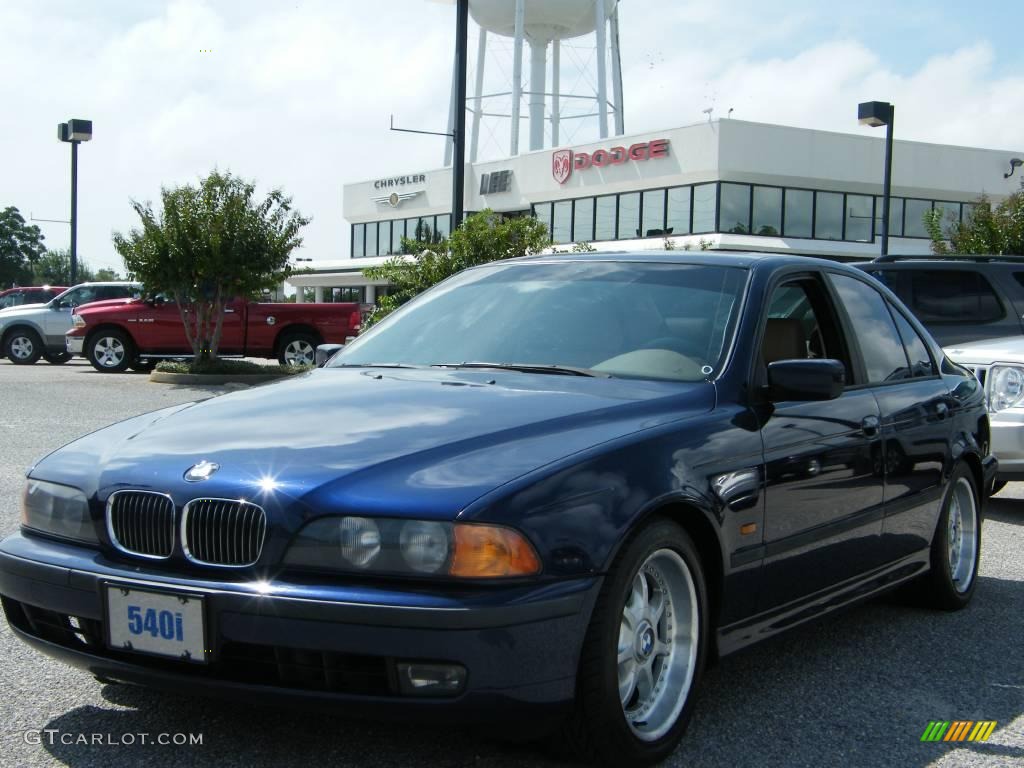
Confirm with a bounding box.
[0,358,1021,768]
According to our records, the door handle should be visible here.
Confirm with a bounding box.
[861,415,881,438]
[224,308,236,314]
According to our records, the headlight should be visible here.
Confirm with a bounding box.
[284,517,540,579]
[987,365,1024,413]
[71,314,86,328]
[20,479,98,544]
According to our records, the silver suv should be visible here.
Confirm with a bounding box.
[0,282,142,365]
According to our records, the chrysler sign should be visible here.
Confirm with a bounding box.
[552,139,670,184]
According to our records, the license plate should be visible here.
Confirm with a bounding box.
[105,585,207,664]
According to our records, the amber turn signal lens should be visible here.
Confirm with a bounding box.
[449,524,541,578]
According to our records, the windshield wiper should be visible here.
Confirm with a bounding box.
[432,362,611,378]
[335,363,423,369]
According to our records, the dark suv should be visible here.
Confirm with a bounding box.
[858,257,1024,346]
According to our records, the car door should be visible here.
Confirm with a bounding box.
[757,273,885,611]
[828,273,952,563]
[215,297,246,354]
[43,285,99,344]
[139,295,190,353]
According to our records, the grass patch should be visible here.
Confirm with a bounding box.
[154,359,313,376]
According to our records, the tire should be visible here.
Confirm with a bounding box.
[920,464,981,610]
[277,332,318,367]
[992,480,1008,496]
[86,329,134,373]
[560,519,709,766]
[43,351,72,365]
[4,328,43,365]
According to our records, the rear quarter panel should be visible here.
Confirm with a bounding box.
[244,302,360,355]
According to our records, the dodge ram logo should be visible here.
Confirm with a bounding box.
[552,149,573,185]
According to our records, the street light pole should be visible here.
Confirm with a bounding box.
[70,140,79,283]
[451,0,469,231]
[858,101,894,258]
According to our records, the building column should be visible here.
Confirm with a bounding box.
[295,286,305,303]
[314,286,324,303]
[365,285,376,305]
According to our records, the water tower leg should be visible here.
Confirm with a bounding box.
[610,3,625,136]
[552,39,561,146]
[470,27,487,163]
[528,40,547,151]
[510,0,525,155]
[595,0,609,139]
[444,46,458,166]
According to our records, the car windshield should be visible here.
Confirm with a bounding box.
[331,260,748,382]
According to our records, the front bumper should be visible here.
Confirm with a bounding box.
[0,532,598,721]
[990,409,1024,481]
[65,335,84,356]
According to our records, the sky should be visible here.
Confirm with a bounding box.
[1,0,1022,273]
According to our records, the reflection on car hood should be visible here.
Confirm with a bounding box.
[33,367,714,519]
[945,337,1024,365]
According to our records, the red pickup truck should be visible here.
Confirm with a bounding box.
[66,296,361,372]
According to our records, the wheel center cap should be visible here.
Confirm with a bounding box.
[635,621,655,660]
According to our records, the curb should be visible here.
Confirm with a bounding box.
[149,371,288,385]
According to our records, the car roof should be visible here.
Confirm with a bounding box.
[503,250,859,273]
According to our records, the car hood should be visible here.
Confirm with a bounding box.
[944,337,1024,366]
[32,368,714,520]
[76,297,140,313]
[0,303,51,322]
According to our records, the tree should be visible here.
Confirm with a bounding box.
[30,249,95,285]
[113,170,309,362]
[927,191,1024,256]
[0,206,46,288]
[94,267,123,281]
[363,209,550,326]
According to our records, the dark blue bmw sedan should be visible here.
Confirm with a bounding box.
[0,253,996,766]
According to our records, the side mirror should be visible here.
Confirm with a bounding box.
[315,343,344,367]
[767,359,845,402]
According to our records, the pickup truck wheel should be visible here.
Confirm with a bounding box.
[86,330,134,373]
[278,333,317,367]
[43,351,73,365]
[4,328,43,365]
[129,360,156,373]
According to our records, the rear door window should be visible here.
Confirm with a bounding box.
[909,270,1003,324]
[888,306,937,378]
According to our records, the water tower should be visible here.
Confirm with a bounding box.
[444,0,624,164]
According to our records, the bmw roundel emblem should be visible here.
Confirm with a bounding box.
[184,460,220,482]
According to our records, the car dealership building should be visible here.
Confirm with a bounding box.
[287,119,1023,304]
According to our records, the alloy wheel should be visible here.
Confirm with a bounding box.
[947,476,978,593]
[94,337,126,368]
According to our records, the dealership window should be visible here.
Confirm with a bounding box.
[552,200,573,244]
[903,199,932,238]
[642,189,666,236]
[595,195,617,241]
[533,203,552,237]
[618,192,640,240]
[874,196,904,238]
[933,201,961,238]
[692,183,717,233]
[845,194,873,243]
[783,189,812,238]
[814,191,843,240]
[752,186,782,236]
[720,183,751,234]
[329,287,366,303]
[574,197,595,241]
[390,218,404,254]
[666,187,691,235]
[352,224,365,258]
[435,214,451,241]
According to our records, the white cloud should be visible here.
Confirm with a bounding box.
[0,0,1021,274]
